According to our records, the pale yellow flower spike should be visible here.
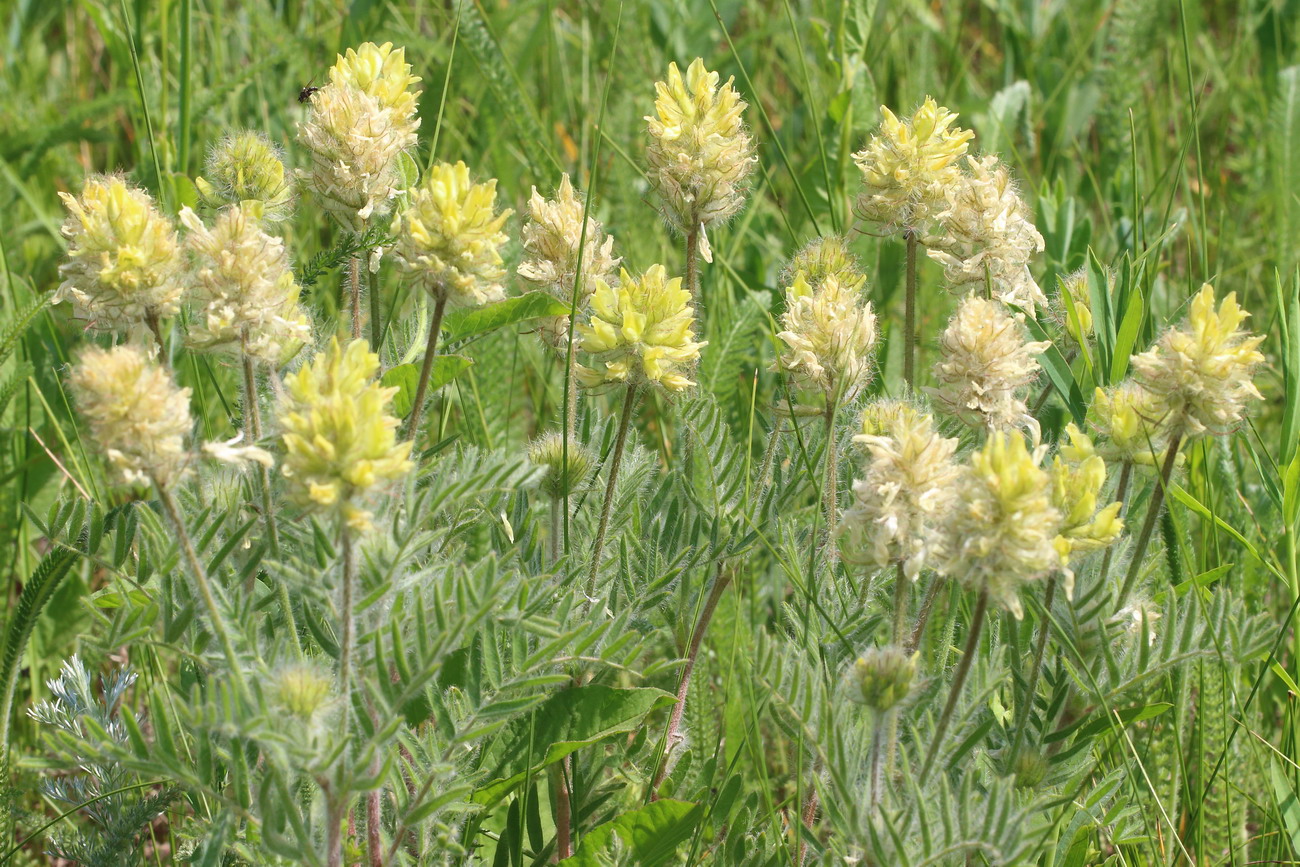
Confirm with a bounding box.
[56,176,184,333]
[577,264,705,392]
[1130,283,1266,441]
[645,58,757,258]
[940,431,1062,618]
[775,274,879,404]
[391,161,513,308]
[1049,423,1124,598]
[278,338,414,531]
[68,344,192,489]
[853,96,974,232]
[783,236,867,297]
[1089,381,1172,466]
[195,131,294,222]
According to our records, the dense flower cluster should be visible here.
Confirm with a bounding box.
[782,235,866,294]
[390,161,512,308]
[577,265,704,392]
[195,131,294,222]
[55,176,184,332]
[68,344,192,488]
[775,274,878,404]
[1048,424,1123,592]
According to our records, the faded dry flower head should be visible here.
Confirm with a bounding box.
[278,338,413,530]
[849,646,917,712]
[180,204,312,365]
[297,42,420,230]
[390,161,512,308]
[853,97,974,232]
[645,58,756,261]
[195,131,294,222]
[68,344,192,488]
[929,295,1048,435]
[782,236,866,294]
[577,265,705,392]
[842,403,960,579]
[56,176,184,332]
[1049,424,1123,595]
[940,431,1062,618]
[1130,283,1265,440]
[1089,381,1172,466]
[925,156,1047,315]
[528,432,595,500]
[775,274,878,404]
[518,173,620,349]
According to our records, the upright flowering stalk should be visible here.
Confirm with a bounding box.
[518,173,621,440]
[276,337,412,867]
[391,160,512,442]
[298,42,421,340]
[577,265,703,594]
[925,155,1047,316]
[195,130,295,222]
[55,176,184,353]
[67,345,245,694]
[1117,284,1265,601]
[929,295,1048,437]
[645,58,756,297]
[854,97,974,386]
[921,431,1061,780]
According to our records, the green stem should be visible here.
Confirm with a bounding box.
[684,225,701,301]
[1005,575,1057,770]
[1118,433,1182,604]
[241,345,281,557]
[908,574,942,653]
[919,586,989,783]
[404,293,449,445]
[549,495,562,567]
[586,385,639,599]
[349,255,363,341]
[822,398,840,573]
[368,258,383,352]
[903,231,918,390]
[155,483,247,698]
[883,561,910,780]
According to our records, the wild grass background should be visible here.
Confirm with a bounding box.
[3,0,1300,864]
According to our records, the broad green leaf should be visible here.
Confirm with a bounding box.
[382,356,474,418]
[1024,318,1085,424]
[1108,287,1144,382]
[442,291,569,343]
[559,799,704,867]
[474,685,674,806]
[1285,451,1300,529]
[1168,484,1279,578]
[1271,759,1300,856]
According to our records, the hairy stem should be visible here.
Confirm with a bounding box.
[684,225,701,301]
[652,565,733,794]
[349,254,363,340]
[822,399,840,573]
[908,574,943,653]
[368,257,383,352]
[883,561,910,780]
[586,385,639,599]
[1005,574,1057,769]
[919,586,989,783]
[404,293,449,445]
[552,758,573,861]
[1119,433,1182,604]
[903,231,918,389]
[548,495,562,567]
[144,311,169,368]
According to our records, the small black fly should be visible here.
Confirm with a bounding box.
[297,77,320,104]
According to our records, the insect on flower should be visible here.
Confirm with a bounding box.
[297,77,319,103]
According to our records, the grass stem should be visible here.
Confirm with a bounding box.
[586,384,639,600]
[919,586,989,782]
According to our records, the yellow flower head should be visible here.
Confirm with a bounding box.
[849,646,917,712]
[518,173,620,349]
[853,97,974,231]
[577,265,705,392]
[1089,381,1172,466]
[645,58,756,256]
[278,338,413,530]
[391,161,512,308]
[68,344,192,488]
[1130,284,1265,440]
[1049,424,1123,594]
[272,663,334,724]
[929,295,1048,435]
[56,176,183,332]
[925,155,1047,315]
[1058,269,1093,346]
[782,236,866,296]
[775,274,878,403]
[180,204,312,365]
[195,131,294,222]
[842,404,960,579]
[297,43,420,230]
[940,432,1062,618]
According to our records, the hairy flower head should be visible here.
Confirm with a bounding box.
[56,176,183,332]
[195,131,294,222]
[929,295,1048,435]
[782,236,866,295]
[390,161,512,308]
[297,43,420,230]
[1130,284,1265,440]
[577,265,705,392]
[278,338,413,530]
[849,646,917,712]
[645,58,756,260]
[1058,269,1093,346]
[68,344,192,488]
[1089,381,1173,466]
[842,403,960,578]
[1049,424,1123,594]
[272,663,334,724]
[925,156,1046,315]
[775,274,878,404]
[180,203,311,365]
[518,173,620,349]
[529,432,596,501]
[853,97,974,231]
[940,432,1062,618]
